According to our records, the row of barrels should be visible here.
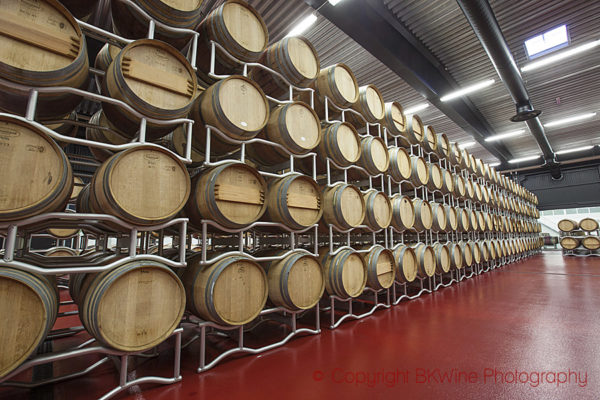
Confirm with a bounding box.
[560,236,600,251]
[558,218,599,232]
[0,234,541,378]
[0,116,540,236]
[0,0,537,211]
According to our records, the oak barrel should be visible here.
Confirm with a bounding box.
[440,168,454,194]
[412,198,433,231]
[0,268,58,378]
[422,125,438,154]
[560,237,580,250]
[0,116,73,221]
[456,207,470,232]
[390,195,415,232]
[582,237,600,250]
[405,114,424,145]
[183,254,267,325]
[264,174,323,230]
[430,202,447,232]
[409,155,429,187]
[388,146,412,182]
[382,102,406,137]
[426,162,443,192]
[102,39,198,139]
[362,245,396,290]
[86,145,190,226]
[321,183,366,231]
[319,248,367,298]
[85,110,129,162]
[414,243,436,278]
[362,190,392,231]
[357,135,390,176]
[111,0,204,49]
[433,243,451,273]
[195,0,269,86]
[579,218,599,232]
[259,250,324,310]
[309,63,359,116]
[0,0,89,119]
[445,205,458,231]
[449,243,463,270]
[436,133,450,159]
[314,122,361,169]
[185,161,267,229]
[459,241,473,267]
[348,84,386,126]
[392,244,417,283]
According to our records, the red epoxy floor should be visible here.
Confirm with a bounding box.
[2,252,600,399]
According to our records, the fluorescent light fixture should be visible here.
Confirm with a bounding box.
[525,25,569,59]
[489,162,501,167]
[403,103,429,114]
[544,112,596,128]
[509,155,541,164]
[485,129,525,142]
[555,145,594,155]
[286,14,317,38]
[329,0,344,5]
[440,79,495,102]
[521,39,600,72]
[460,141,476,149]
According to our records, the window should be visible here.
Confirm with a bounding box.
[524,25,569,59]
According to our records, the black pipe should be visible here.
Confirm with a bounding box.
[456,0,557,166]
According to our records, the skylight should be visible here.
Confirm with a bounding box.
[524,25,569,59]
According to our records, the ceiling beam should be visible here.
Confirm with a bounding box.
[303,0,513,163]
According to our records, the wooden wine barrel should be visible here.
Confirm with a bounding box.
[392,244,418,283]
[473,181,483,203]
[487,240,497,260]
[186,161,266,229]
[459,149,471,170]
[484,212,494,231]
[42,111,79,148]
[459,241,473,267]
[493,240,503,258]
[102,39,198,139]
[47,226,79,239]
[479,241,490,262]
[405,114,424,145]
[45,247,78,256]
[87,145,190,226]
[449,142,462,165]
[250,36,320,98]
[388,146,412,182]
[579,218,599,232]
[440,168,454,194]
[111,0,204,49]
[309,63,359,116]
[412,198,433,231]
[315,122,361,168]
[409,155,429,187]
[476,210,486,232]
[0,0,89,119]
[465,178,475,200]
[433,243,450,274]
[445,205,458,231]
[348,84,386,125]
[183,254,267,326]
[414,244,436,278]
[264,174,323,230]
[74,260,185,351]
[382,102,406,137]
[247,101,321,166]
[436,133,450,159]
[453,174,466,198]
[481,185,490,204]
[357,136,390,176]
[0,116,73,222]
[558,219,579,232]
[0,268,58,378]
[362,190,392,231]
[467,208,478,231]
[60,0,97,19]
[69,176,85,202]
[85,110,129,162]
[449,243,463,270]
[426,162,443,192]
[195,0,268,86]
[456,208,470,232]
[321,183,366,231]
[94,43,121,88]
[560,237,580,250]
[422,125,439,154]
[259,250,324,310]
[319,248,367,298]
[163,125,205,168]
[468,154,477,175]
[390,195,415,232]
[431,203,447,232]
[362,245,396,290]
[191,75,269,154]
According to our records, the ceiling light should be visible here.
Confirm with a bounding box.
[555,145,594,155]
[329,0,344,5]
[509,155,541,164]
[489,162,501,167]
[521,39,600,72]
[440,79,495,102]
[460,141,476,149]
[286,14,317,38]
[485,129,525,142]
[544,112,596,127]
[403,103,429,114]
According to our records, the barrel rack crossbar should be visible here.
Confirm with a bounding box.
[0,328,183,400]
[181,306,320,373]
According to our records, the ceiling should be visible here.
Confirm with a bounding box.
[198,0,600,165]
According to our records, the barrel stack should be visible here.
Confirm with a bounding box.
[0,0,542,388]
